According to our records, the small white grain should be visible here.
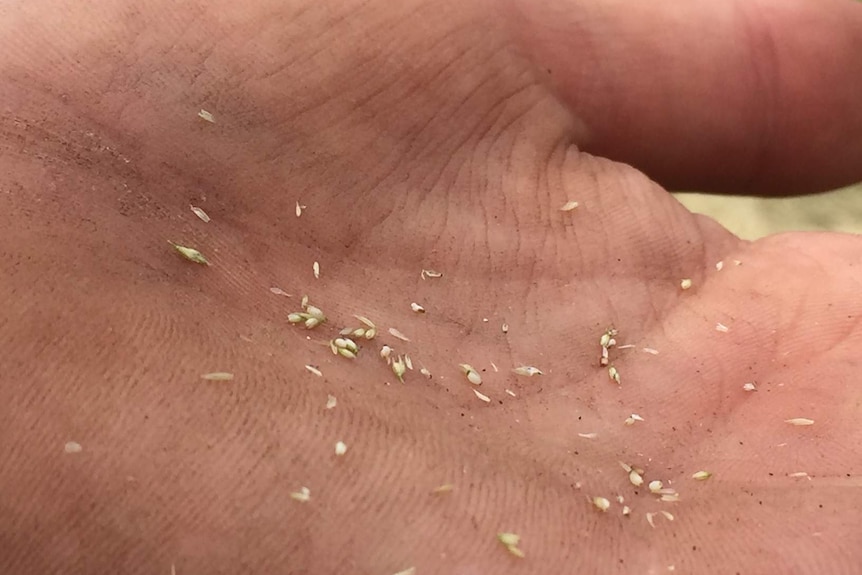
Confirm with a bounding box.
[325,394,337,409]
[404,355,414,370]
[560,200,579,211]
[190,205,210,222]
[420,367,432,378]
[201,372,234,381]
[578,432,598,439]
[410,302,425,313]
[197,109,215,123]
[680,278,693,290]
[646,512,657,528]
[64,441,82,454]
[691,470,712,481]
[622,505,631,516]
[648,480,663,493]
[295,202,304,217]
[305,365,323,377]
[388,327,410,341]
[785,418,815,426]
[788,472,810,478]
[269,287,291,296]
[312,261,320,279]
[660,510,675,521]
[502,322,509,334]
[592,496,610,512]
[715,322,729,333]
[505,389,516,397]
[742,382,757,392]
[472,389,491,403]
[335,441,348,456]
[513,366,543,377]
[290,486,311,502]
[629,470,644,487]
[715,260,724,271]
[490,362,499,373]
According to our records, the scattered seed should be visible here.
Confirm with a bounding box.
[608,366,620,385]
[622,505,631,516]
[197,109,215,123]
[392,568,416,575]
[305,365,323,377]
[325,394,337,409]
[592,496,611,512]
[295,202,305,217]
[404,355,414,370]
[629,470,644,487]
[497,533,525,558]
[715,322,729,333]
[624,413,645,426]
[290,486,311,502]
[502,322,509,334]
[460,364,483,385]
[392,355,407,382]
[660,492,681,502]
[648,480,663,493]
[512,366,543,377]
[617,344,636,350]
[715,260,724,271]
[169,242,210,265]
[433,483,455,494]
[410,302,426,313]
[490,362,499,373]
[788,472,810,478]
[472,389,491,403]
[304,317,321,329]
[742,382,757,392]
[354,315,376,329]
[270,287,291,296]
[380,345,393,361]
[785,418,815,426]
[646,512,657,528]
[421,269,443,280]
[642,347,659,355]
[335,441,348,456]
[190,205,210,222]
[288,313,304,323]
[660,510,675,521]
[337,348,357,360]
[312,261,320,279]
[388,327,410,341]
[301,295,309,308]
[616,495,625,504]
[680,278,693,290]
[505,389,516,397]
[691,470,712,481]
[560,200,579,211]
[64,441,82,454]
[420,367,432,378]
[578,432,598,439]
[619,461,632,473]
[201,372,234,381]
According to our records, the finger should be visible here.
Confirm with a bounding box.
[504,0,862,196]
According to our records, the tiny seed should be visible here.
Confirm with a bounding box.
[337,348,357,359]
[325,394,337,409]
[380,345,393,360]
[629,470,644,486]
[290,486,311,502]
[560,200,579,211]
[421,269,443,279]
[788,472,810,478]
[343,338,359,353]
[392,356,407,382]
[715,322,729,333]
[352,327,366,338]
[201,372,234,381]
[578,432,598,439]
[592,496,610,512]
[329,340,338,355]
[295,201,304,217]
[642,347,660,355]
[512,366,543,377]
[305,365,323,377]
[197,109,215,123]
[404,355,413,370]
[616,495,625,504]
[660,510,674,521]
[354,315,376,329]
[64,441,82,454]
[622,505,631,516]
[301,295,309,308]
[304,317,320,329]
[608,366,620,385]
[388,327,410,341]
[433,483,455,493]
[680,278,693,290]
[742,382,757,392]
[420,367,432,378]
[505,389,516,397]
[334,338,349,349]
[472,389,491,403]
[190,205,210,222]
[497,532,520,547]
[312,261,320,279]
[501,323,509,334]
[660,492,681,502]
[692,470,712,481]
[785,418,815,426]
[648,480,663,493]
[715,260,724,271]
[288,313,304,323]
[169,242,210,265]
[467,370,482,386]
[410,302,426,313]
[364,328,376,340]
[335,441,348,456]
[270,287,291,296]
[646,512,657,528]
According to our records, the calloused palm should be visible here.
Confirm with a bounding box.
[1,0,861,573]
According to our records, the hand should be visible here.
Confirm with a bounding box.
[1,0,860,573]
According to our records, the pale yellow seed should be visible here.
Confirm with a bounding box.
[420,367,432,378]
[502,322,509,333]
[392,568,416,575]
[743,382,757,392]
[785,418,815,426]
[337,348,356,359]
[715,322,729,333]
[201,372,234,381]
[190,205,210,222]
[305,365,323,377]
[505,389,516,397]
[64,441,82,454]
[467,370,482,386]
[388,327,410,341]
[629,470,644,487]
[578,432,598,439]
[660,510,675,521]
[197,109,215,123]
[329,340,338,355]
[646,512,657,528]
[608,366,620,385]
[592,496,610,512]
[680,278,693,290]
[364,328,376,340]
[491,362,499,372]
[560,200,579,211]
[715,260,724,271]
[788,472,810,478]
[392,356,407,382]
[288,313,304,323]
[290,486,311,502]
[691,470,712,481]
[325,394,337,409]
[312,261,320,279]
[432,483,455,494]
[354,315,375,329]
[301,295,309,308]
[648,480,663,493]
[660,493,681,502]
[472,389,491,403]
[497,532,520,547]
[335,441,347,456]
[169,242,210,265]
[622,505,631,516]
[410,302,425,313]
[512,366,543,377]
[295,201,303,217]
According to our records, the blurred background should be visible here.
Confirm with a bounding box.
[674,182,862,239]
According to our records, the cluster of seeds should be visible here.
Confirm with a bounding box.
[288,296,327,329]
[339,315,378,340]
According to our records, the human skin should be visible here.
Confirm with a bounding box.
[1,0,861,573]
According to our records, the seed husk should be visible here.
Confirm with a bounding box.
[432,483,455,494]
[648,480,663,493]
[337,348,357,359]
[743,382,757,392]
[608,366,620,385]
[642,347,659,355]
[421,269,443,279]
[512,366,543,377]
[270,287,291,296]
[334,441,347,456]
[64,441,82,454]
[305,365,323,377]
[404,355,413,370]
[715,322,729,333]
[420,367,432,378]
[201,372,234,381]
[578,432,598,439]
[288,313,304,323]
[560,200,579,211]
[788,472,810,478]
[505,389,516,397]
[364,328,376,340]
[592,496,610,512]
[502,322,509,333]
[692,470,712,481]
[622,505,631,516]
[325,394,337,409]
[785,418,815,426]
[354,315,376,329]
[660,510,675,521]
[169,242,210,265]
[190,205,210,222]
[197,109,215,123]
[680,278,693,290]
[290,486,311,502]
[388,327,410,341]
[312,261,320,279]
[646,512,657,528]
[410,302,426,313]
[472,389,491,403]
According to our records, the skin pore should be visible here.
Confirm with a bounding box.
[0,0,861,573]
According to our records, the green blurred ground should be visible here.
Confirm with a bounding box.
[674,183,862,240]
